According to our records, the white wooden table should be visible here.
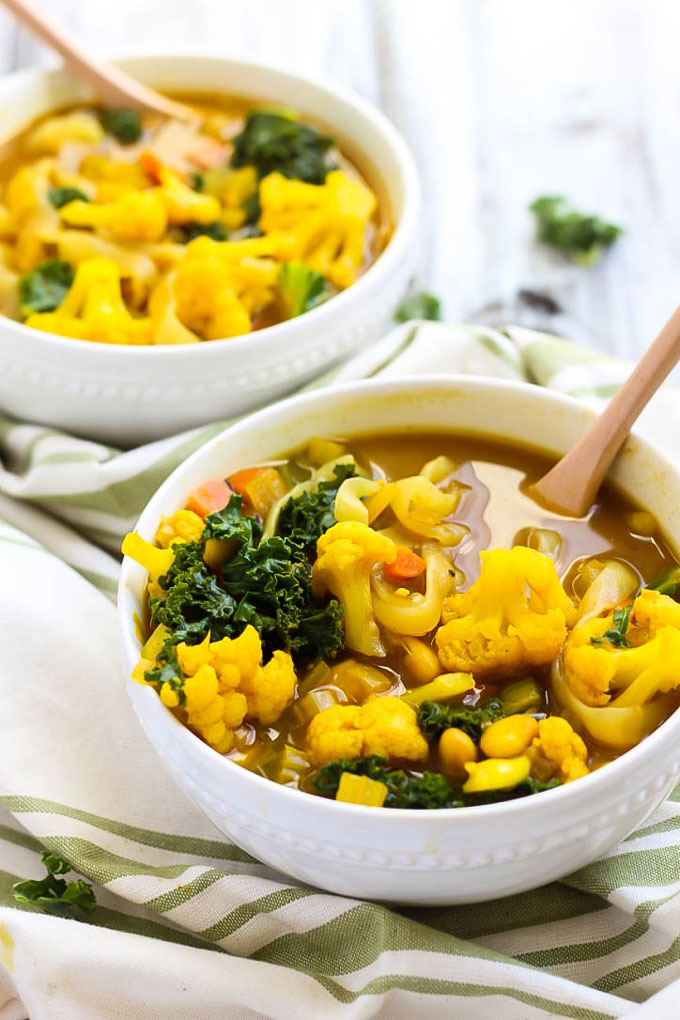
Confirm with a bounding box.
[1,0,679,363]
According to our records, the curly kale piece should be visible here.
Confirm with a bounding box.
[179,221,228,242]
[649,566,680,601]
[150,494,344,662]
[13,851,96,917]
[231,110,335,184]
[18,258,74,317]
[47,186,90,209]
[313,756,458,809]
[314,755,560,809]
[417,698,504,741]
[394,291,442,323]
[100,108,142,144]
[275,462,357,549]
[529,195,622,266]
[463,777,560,806]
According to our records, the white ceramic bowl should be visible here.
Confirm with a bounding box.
[0,56,419,444]
[119,377,680,904]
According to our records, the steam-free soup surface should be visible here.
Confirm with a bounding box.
[125,431,680,810]
[0,97,386,344]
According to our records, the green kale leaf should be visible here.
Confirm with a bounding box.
[47,186,90,209]
[276,462,357,548]
[231,110,335,184]
[394,291,442,323]
[529,195,622,266]
[180,221,228,242]
[13,851,96,917]
[648,566,680,601]
[314,755,560,809]
[417,698,504,741]
[278,262,328,318]
[18,258,74,317]
[150,494,345,662]
[99,108,142,144]
[313,755,458,809]
[590,603,632,648]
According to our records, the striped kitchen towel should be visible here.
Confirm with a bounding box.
[0,323,679,1020]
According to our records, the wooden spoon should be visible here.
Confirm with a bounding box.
[532,304,680,516]
[3,0,197,121]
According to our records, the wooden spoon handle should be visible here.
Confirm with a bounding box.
[533,303,680,516]
[3,0,196,120]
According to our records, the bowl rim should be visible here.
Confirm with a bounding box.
[119,373,680,823]
[0,53,420,358]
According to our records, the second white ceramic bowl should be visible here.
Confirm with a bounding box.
[0,55,419,444]
[119,377,680,904]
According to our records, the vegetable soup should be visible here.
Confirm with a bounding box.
[0,99,386,344]
[124,433,680,810]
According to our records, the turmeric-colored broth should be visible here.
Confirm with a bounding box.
[0,96,386,343]
[125,431,680,809]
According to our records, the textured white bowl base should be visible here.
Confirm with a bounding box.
[0,56,419,444]
[120,378,680,904]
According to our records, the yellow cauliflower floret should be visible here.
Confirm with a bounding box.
[5,158,54,222]
[60,190,168,243]
[156,166,221,225]
[563,587,680,707]
[527,717,589,783]
[25,257,153,344]
[436,547,576,678]
[171,236,280,339]
[313,521,397,658]
[147,271,201,344]
[172,254,251,340]
[239,649,297,725]
[259,170,376,289]
[155,509,205,548]
[307,696,428,767]
[27,111,104,153]
[173,625,297,746]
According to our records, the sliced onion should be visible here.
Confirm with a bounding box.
[576,559,639,622]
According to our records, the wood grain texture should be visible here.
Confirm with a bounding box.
[0,0,678,364]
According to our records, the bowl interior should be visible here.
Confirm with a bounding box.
[118,376,680,821]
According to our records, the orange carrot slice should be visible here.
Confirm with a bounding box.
[139,150,164,184]
[227,467,264,495]
[383,546,427,580]
[187,479,231,517]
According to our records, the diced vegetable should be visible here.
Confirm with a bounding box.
[139,150,163,183]
[383,546,426,580]
[499,677,546,716]
[227,467,264,494]
[291,688,343,728]
[242,467,287,518]
[306,438,346,467]
[401,672,474,707]
[336,772,388,806]
[187,478,232,518]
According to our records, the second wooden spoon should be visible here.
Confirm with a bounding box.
[532,304,680,516]
[3,0,196,122]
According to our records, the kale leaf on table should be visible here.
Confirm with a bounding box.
[13,851,96,917]
[231,110,335,184]
[417,698,504,741]
[529,195,622,266]
[394,291,442,323]
[18,259,74,317]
